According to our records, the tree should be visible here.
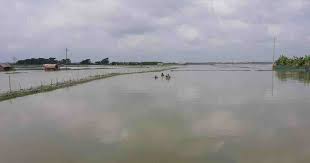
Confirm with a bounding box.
[101,58,109,65]
[80,59,91,65]
[60,59,71,64]
[276,55,289,66]
[94,58,109,65]
[275,55,310,67]
[48,58,57,64]
[305,55,310,67]
[16,57,60,65]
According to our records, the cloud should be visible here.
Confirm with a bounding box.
[117,34,162,53]
[210,0,247,16]
[0,0,310,62]
[221,20,249,30]
[177,25,200,43]
[267,24,283,37]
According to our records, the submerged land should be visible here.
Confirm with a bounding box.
[1,54,310,102]
[1,64,310,163]
[0,66,176,102]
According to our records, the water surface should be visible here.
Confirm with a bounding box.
[0,65,310,163]
[0,66,166,93]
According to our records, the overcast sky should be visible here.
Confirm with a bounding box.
[1,0,310,62]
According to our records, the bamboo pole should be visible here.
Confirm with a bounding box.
[8,75,12,92]
[273,37,276,63]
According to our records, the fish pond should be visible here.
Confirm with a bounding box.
[0,64,310,163]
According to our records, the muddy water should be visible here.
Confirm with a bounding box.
[0,66,167,93]
[0,65,310,163]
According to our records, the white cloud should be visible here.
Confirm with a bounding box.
[177,25,200,42]
[207,38,226,47]
[154,16,176,26]
[267,24,282,37]
[7,43,24,51]
[221,19,249,29]
[197,0,247,16]
[287,0,307,10]
[0,0,309,62]
[14,1,26,10]
[117,34,162,53]
[41,0,121,28]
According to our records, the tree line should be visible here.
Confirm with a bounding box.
[15,57,162,65]
[16,58,71,65]
[16,58,110,65]
[275,55,310,67]
[79,58,109,65]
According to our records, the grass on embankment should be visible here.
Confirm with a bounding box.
[0,67,176,102]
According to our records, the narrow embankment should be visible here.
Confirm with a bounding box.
[0,67,176,102]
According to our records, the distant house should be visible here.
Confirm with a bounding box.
[0,63,13,71]
[43,64,60,71]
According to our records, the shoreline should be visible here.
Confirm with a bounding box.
[0,67,177,102]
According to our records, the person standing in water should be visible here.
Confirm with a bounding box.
[166,74,171,80]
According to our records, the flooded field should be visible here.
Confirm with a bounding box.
[0,64,310,163]
[0,66,168,93]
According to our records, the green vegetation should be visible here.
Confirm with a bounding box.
[274,55,310,72]
[16,58,71,65]
[14,57,164,66]
[80,58,109,65]
[80,59,92,65]
[0,66,176,102]
[95,58,109,65]
[15,57,110,65]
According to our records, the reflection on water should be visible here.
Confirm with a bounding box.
[0,65,310,163]
[276,71,310,85]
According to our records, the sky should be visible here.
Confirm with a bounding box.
[0,0,310,62]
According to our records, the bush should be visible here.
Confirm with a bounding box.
[275,55,310,67]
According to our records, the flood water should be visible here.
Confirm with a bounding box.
[0,66,167,93]
[0,65,310,163]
